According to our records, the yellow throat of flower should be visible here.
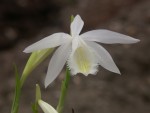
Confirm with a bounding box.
[74,46,91,75]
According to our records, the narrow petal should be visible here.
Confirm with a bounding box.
[45,42,71,88]
[38,100,58,113]
[68,38,98,75]
[24,33,71,53]
[86,41,120,74]
[81,29,140,44]
[71,15,84,37]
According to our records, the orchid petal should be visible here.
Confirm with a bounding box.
[68,38,98,75]
[71,15,84,37]
[45,42,71,88]
[24,33,71,53]
[86,41,120,74]
[81,30,140,44]
[38,100,58,113]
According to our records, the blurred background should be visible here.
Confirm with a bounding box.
[0,0,149,113]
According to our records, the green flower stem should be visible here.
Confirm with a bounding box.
[11,65,21,113]
[56,15,74,113]
[56,68,71,113]
[32,84,41,113]
[11,49,53,113]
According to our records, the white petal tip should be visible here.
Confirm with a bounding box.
[38,100,58,113]
[75,14,81,18]
[44,81,49,88]
[132,39,140,43]
[109,67,121,75]
[136,39,140,42]
[117,71,121,75]
[44,85,48,89]
[23,48,31,53]
[23,49,27,53]
[44,76,53,88]
[114,68,121,75]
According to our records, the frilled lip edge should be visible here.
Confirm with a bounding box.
[67,38,99,76]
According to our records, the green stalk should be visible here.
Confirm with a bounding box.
[11,65,21,113]
[11,49,53,113]
[32,84,41,113]
[56,68,71,113]
[56,15,74,113]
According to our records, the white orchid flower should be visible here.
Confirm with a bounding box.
[38,100,57,113]
[24,15,140,87]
